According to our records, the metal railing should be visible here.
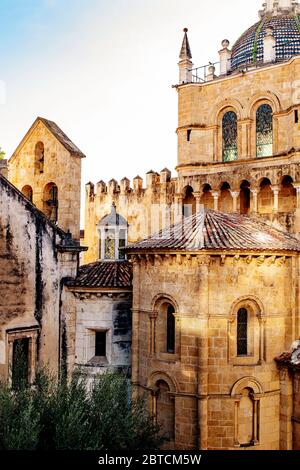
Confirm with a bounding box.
[190,61,220,83]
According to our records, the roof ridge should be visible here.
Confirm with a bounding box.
[126,209,300,253]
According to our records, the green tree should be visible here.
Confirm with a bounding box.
[0,148,5,160]
[0,369,161,451]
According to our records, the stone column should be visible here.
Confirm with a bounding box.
[212,191,219,211]
[294,184,300,209]
[252,397,260,445]
[197,257,210,449]
[131,257,141,394]
[149,312,157,356]
[231,191,240,213]
[251,189,258,213]
[194,192,203,213]
[272,185,280,213]
[233,398,240,447]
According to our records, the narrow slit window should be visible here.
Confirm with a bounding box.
[167,305,176,354]
[256,104,273,158]
[237,308,248,356]
[222,111,238,162]
[12,338,30,389]
[187,129,192,142]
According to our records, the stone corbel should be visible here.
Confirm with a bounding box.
[266,255,276,266]
[276,256,286,266]
[256,256,265,266]
[146,254,155,267]
[197,255,211,266]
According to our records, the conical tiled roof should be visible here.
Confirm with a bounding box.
[126,210,300,252]
[179,28,192,60]
[99,203,128,227]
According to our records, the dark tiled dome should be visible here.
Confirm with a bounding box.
[231,14,300,70]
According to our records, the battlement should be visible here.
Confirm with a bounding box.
[85,168,177,200]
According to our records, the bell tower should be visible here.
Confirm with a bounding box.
[8,117,85,241]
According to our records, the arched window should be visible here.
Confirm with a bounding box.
[237,308,248,356]
[222,111,238,162]
[43,183,58,223]
[200,184,214,209]
[240,180,251,215]
[256,104,273,158]
[34,142,45,175]
[258,178,273,214]
[98,203,128,261]
[22,185,33,203]
[219,182,232,212]
[182,186,196,217]
[167,305,175,354]
[279,175,296,213]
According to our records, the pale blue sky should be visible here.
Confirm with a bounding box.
[0,0,259,194]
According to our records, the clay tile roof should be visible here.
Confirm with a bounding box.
[68,261,132,289]
[126,209,300,252]
[37,117,86,158]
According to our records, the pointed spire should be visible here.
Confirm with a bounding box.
[179,28,192,60]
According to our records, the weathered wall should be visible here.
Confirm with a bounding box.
[0,175,78,380]
[8,120,82,240]
[62,288,132,377]
[130,252,298,450]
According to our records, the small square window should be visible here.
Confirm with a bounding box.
[95,331,106,357]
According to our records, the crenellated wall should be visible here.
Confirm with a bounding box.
[83,170,178,264]
[84,161,300,264]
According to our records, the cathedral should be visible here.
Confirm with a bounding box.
[0,0,300,451]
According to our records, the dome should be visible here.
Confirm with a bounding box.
[231,14,300,70]
[98,203,128,227]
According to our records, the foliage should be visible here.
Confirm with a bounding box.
[0,147,5,160]
[0,369,161,451]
